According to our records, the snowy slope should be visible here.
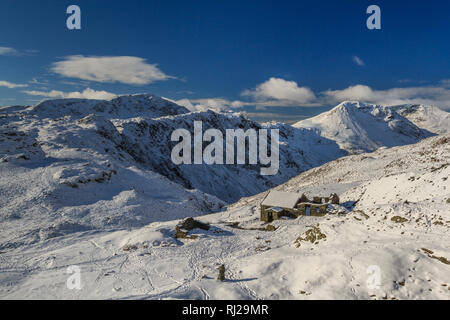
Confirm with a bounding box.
[113,111,346,202]
[3,95,347,204]
[392,104,450,135]
[0,114,224,250]
[0,94,347,249]
[27,94,189,120]
[1,134,448,300]
[0,95,215,249]
[293,101,435,154]
[0,95,448,300]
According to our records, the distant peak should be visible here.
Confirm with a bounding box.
[27,93,189,119]
[334,101,376,109]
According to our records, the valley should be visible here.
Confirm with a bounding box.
[0,95,449,299]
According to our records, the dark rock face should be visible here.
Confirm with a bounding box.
[179,217,210,231]
[217,264,225,281]
[174,217,210,239]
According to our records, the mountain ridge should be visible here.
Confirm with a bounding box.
[0,94,345,247]
[293,101,446,154]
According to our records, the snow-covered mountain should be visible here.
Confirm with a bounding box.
[27,94,190,120]
[1,94,448,300]
[293,101,440,154]
[0,94,348,248]
[4,95,347,204]
[113,112,346,202]
[1,132,448,299]
[392,104,450,135]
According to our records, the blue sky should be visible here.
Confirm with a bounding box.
[0,0,449,122]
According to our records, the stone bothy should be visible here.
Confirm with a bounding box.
[260,190,339,222]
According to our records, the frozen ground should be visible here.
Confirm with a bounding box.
[1,133,448,300]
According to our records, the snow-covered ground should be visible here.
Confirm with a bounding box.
[0,96,449,300]
[0,94,349,246]
[1,95,348,205]
[0,96,225,250]
[393,104,450,135]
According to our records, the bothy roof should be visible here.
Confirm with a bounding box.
[261,190,302,209]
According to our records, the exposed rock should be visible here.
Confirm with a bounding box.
[122,244,138,252]
[295,226,326,247]
[179,217,210,231]
[217,264,225,281]
[16,154,30,160]
[391,216,408,223]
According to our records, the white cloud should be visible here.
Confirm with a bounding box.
[440,79,450,87]
[51,55,174,85]
[322,85,373,103]
[352,56,365,66]
[169,79,450,113]
[168,97,244,112]
[0,81,28,88]
[241,77,317,106]
[0,47,20,56]
[23,88,117,100]
[0,47,37,56]
[176,90,195,95]
[29,78,48,85]
[322,84,450,110]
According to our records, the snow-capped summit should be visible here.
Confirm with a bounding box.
[26,94,189,120]
[293,101,436,154]
[392,104,450,135]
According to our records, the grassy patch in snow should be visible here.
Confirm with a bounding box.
[295,225,326,247]
[391,216,408,223]
[421,248,450,265]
